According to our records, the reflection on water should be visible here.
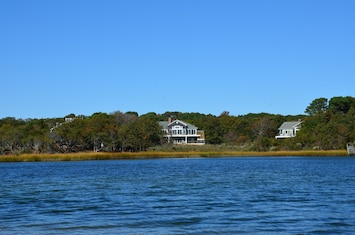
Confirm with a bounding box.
[1,157,355,234]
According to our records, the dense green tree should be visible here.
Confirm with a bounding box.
[53,121,83,152]
[118,122,136,151]
[200,115,223,144]
[297,106,354,150]
[86,113,119,152]
[305,98,328,116]
[328,96,355,114]
[22,119,49,153]
[0,123,23,154]
[118,116,162,152]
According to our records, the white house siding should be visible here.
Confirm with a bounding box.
[275,121,302,139]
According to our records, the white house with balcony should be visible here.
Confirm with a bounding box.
[275,120,302,139]
[159,118,205,145]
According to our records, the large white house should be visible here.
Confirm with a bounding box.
[159,118,205,145]
[275,121,302,139]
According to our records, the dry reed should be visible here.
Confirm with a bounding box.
[0,150,348,162]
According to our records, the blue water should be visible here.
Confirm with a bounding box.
[1,157,355,234]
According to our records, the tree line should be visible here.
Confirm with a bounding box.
[0,96,354,155]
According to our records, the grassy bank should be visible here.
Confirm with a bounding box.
[0,150,348,162]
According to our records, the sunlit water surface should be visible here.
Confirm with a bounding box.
[1,157,355,234]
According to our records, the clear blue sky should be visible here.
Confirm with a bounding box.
[1,0,354,119]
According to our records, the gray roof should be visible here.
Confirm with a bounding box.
[278,121,302,130]
[159,119,198,130]
[159,121,169,129]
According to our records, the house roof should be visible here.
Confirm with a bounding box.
[158,121,169,129]
[159,119,198,129]
[278,121,302,130]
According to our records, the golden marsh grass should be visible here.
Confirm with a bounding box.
[0,150,348,162]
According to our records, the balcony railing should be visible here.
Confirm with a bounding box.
[168,131,198,136]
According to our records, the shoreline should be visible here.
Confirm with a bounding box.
[0,150,348,162]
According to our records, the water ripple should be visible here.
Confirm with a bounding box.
[1,157,355,234]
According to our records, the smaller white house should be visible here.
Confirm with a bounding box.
[65,117,75,122]
[275,121,302,139]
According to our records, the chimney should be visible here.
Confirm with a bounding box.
[168,117,172,123]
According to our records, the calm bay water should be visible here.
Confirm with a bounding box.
[1,157,355,234]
